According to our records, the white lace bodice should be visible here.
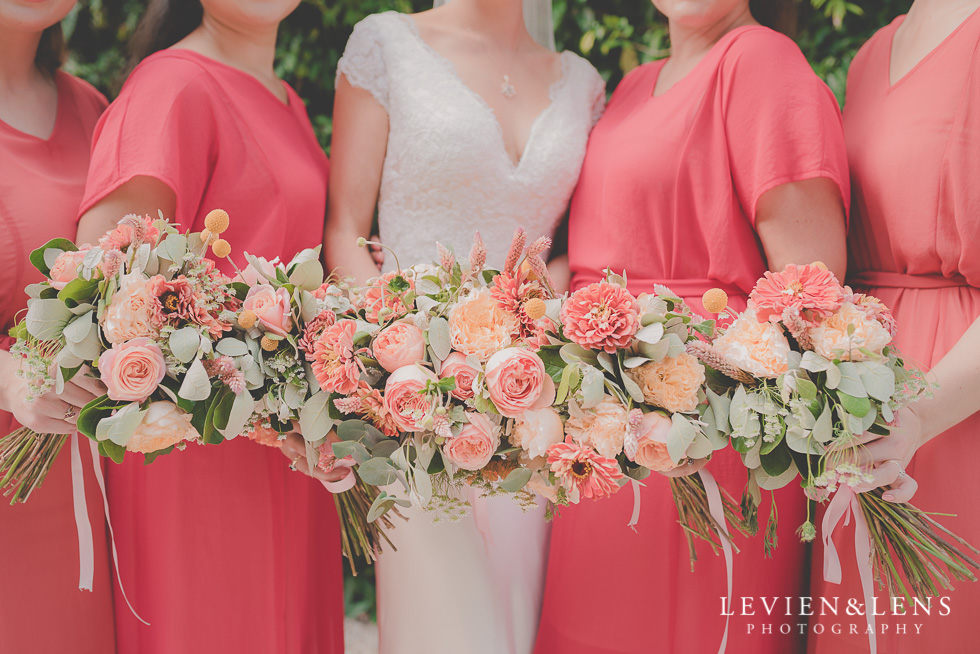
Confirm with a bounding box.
[337,12,606,271]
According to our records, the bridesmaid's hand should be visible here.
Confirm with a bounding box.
[849,407,925,503]
[278,431,350,483]
[0,354,106,434]
[659,457,709,479]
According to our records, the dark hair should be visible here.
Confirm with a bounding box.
[128,0,204,67]
[750,0,799,36]
[35,25,66,76]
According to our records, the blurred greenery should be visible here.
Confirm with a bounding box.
[60,0,911,620]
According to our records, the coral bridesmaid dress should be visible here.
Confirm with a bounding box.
[0,73,115,653]
[534,27,849,654]
[809,9,980,653]
[79,50,344,654]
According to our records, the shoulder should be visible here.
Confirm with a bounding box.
[719,26,811,73]
[56,72,108,113]
[560,50,605,89]
[346,11,407,48]
[122,50,222,101]
[849,17,902,81]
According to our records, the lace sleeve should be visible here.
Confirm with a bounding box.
[336,15,389,111]
[590,72,607,126]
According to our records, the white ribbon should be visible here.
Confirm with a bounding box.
[700,469,733,654]
[627,479,642,532]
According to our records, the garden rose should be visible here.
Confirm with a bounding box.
[383,365,438,432]
[561,281,641,354]
[626,353,705,414]
[361,271,414,323]
[98,338,167,402]
[127,402,200,453]
[810,302,892,361]
[48,248,90,290]
[484,348,555,418]
[449,288,517,360]
[243,285,292,336]
[564,395,628,459]
[439,352,480,400]
[442,412,500,471]
[102,274,163,344]
[238,256,281,286]
[373,322,426,373]
[510,408,564,459]
[631,411,678,472]
[713,309,792,378]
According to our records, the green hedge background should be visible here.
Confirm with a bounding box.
[61,0,911,621]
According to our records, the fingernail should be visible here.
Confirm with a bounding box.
[883,493,894,501]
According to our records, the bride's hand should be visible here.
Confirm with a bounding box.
[368,234,384,270]
[279,431,351,483]
[658,457,709,478]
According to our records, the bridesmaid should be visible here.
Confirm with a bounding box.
[74,1,345,652]
[810,1,980,651]
[535,1,849,653]
[0,2,114,652]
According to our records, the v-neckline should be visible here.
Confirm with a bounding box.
[399,13,567,170]
[886,6,980,91]
[0,72,66,143]
[166,48,294,108]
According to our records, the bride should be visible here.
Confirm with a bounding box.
[322,1,604,652]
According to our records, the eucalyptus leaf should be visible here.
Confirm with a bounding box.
[96,404,146,447]
[357,457,399,486]
[298,392,335,442]
[666,413,697,464]
[755,464,800,490]
[857,361,896,403]
[288,259,325,291]
[219,391,255,439]
[216,338,249,357]
[428,316,452,361]
[170,327,201,364]
[634,323,665,345]
[499,467,533,492]
[25,298,73,341]
[178,358,213,401]
[580,367,605,409]
[836,362,867,397]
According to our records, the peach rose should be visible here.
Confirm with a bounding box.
[102,274,163,344]
[510,407,564,459]
[627,352,705,414]
[448,288,517,361]
[631,411,678,472]
[127,402,200,453]
[564,395,628,459]
[439,352,479,401]
[713,309,792,378]
[238,256,281,286]
[442,412,500,471]
[243,284,292,336]
[373,322,426,373]
[98,337,167,402]
[810,301,892,361]
[484,348,555,418]
[48,247,90,290]
[383,365,438,432]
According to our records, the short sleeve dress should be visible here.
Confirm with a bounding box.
[80,50,343,654]
[535,27,849,654]
[0,72,115,654]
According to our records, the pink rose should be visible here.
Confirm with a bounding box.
[372,322,426,373]
[98,337,167,403]
[484,348,555,418]
[243,284,292,336]
[439,352,479,401]
[510,408,564,459]
[238,256,281,286]
[48,247,91,290]
[631,412,678,472]
[383,365,438,432]
[442,412,500,471]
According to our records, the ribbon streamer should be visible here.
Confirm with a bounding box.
[70,433,95,592]
[700,469,733,654]
[822,486,876,654]
[627,479,642,531]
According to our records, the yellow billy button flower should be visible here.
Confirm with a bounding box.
[702,288,729,314]
[205,209,230,234]
[261,336,279,352]
[200,229,214,243]
[238,310,258,330]
[524,297,547,321]
[211,238,231,259]
[811,260,828,270]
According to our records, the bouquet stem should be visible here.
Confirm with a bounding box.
[334,479,402,575]
[0,428,66,504]
[670,475,751,570]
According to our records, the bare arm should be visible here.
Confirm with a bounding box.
[324,75,389,285]
[76,176,176,245]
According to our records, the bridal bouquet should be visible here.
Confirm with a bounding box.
[695,263,979,600]
[1,211,242,503]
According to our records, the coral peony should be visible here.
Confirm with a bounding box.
[484,348,555,418]
[749,263,844,324]
[311,320,363,395]
[449,288,517,361]
[547,440,624,501]
[561,282,640,354]
[102,274,164,344]
[442,412,500,471]
[510,408,564,459]
[383,365,438,432]
[98,337,167,403]
[810,302,893,361]
[564,396,628,459]
[373,322,426,373]
[126,402,200,453]
[626,353,705,414]
[713,309,792,378]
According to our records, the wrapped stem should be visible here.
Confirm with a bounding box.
[670,474,752,570]
[0,428,67,504]
[334,479,403,575]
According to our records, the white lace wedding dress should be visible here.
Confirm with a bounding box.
[337,12,605,654]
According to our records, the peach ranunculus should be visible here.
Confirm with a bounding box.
[98,337,167,403]
[238,255,281,286]
[439,352,480,401]
[449,288,517,361]
[631,411,678,472]
[442,412,500,471]
[713,309,792,378]
[810,302,893,361]
[561,281,641,354]
[564,395,628,459]
[243,284,292,336]
[102,274,164,344]
[626,352,705,414]
[372,321,426,373]
[48,247,91,290]
[383,365,438,432]
[311,320,363,395]
[127,402,200,453]
[484,348,556,418]
[510,407,564,459]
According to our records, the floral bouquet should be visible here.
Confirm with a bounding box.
[695,263,979,600]
[1,211,242,503]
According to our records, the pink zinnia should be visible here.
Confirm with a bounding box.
[311,320,363,395]
[547,441,624,501]
[560,281,640,354]
[147,275,198,324]
[299,310,338,360]
[749,264,844,324]
[361,271,414,324]
[491,269,549,343]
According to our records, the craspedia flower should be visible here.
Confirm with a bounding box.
[702,288,728,314]
[238,309,257,329]
[204,209,230,234]
[811,261,828,270]
[211,239,231,258]
[524,298,547,321]
[200,229,214,243]
[261,335,278,351]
